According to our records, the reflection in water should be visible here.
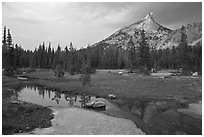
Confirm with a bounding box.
[111,98,202,135]
[16,85,201,135]
[17,86,100,109]
[52,91,62,104]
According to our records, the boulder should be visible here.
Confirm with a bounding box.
[85,100,106,109]
[93,101,106,108]
[108,94,116,99]
[118,71,123,75]
[17,75,28,80]
[192,72,198,76]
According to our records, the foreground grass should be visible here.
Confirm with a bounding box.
[27,70,202,102]
[2,77,54,135]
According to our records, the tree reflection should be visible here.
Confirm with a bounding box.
[38,88,45,99]
[64,93,78,106]
[48,90,51,99]
[74,95,77,102]
[52,91,61,104]
[80,95,90,107]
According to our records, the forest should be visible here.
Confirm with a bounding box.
[2,26,202,76]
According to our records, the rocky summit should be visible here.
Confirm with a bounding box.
[93,12,202,50]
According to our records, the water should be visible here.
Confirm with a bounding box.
[109,98,202,134]
[17,86,105,108]
[15,85,202,135]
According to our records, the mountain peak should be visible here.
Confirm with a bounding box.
[94,12,201,50]
[139,12,160,32]
[144,12,154,20]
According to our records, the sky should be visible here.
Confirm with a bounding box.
[2,2,202,50]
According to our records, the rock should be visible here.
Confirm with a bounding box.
[85,100,106,109]
[108,94,116,99]
[151,72,172,78]
[192,72,198,76]
[17,75,28,80]
[26,107,145,135]
[85,101,95,108]
[93,101,106,108]
[118,72,123,75]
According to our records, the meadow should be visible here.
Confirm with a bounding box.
[27,69,202,102]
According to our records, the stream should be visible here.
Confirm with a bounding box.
[14,84,202,135]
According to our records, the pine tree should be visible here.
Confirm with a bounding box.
[2,26,8,68]
[4,28,14,76]
[139,29,150,70]
[7,29,12,47]
[178,26,190,73]
[48,42,52,69]
[14,44,20,69]
[2,26,7,45]
[53,44,62,69]
[63,46,69,70]
[37,44,42,68]
[6,45,14,76]
[55,62,64,78]
[68,42,77,75]
[127,36,136,72]
[42,42,47,68]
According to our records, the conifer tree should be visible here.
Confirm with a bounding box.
[14,44,20,69]
[53,44,61,69]
[7,29,12,47]
[178,26,190,72]
[2,26,8,68]
[2,26,7,45]
[127,36,136,72]
[139,29,150,70]
[4,28,14,76]
[48,42,52,68]
[63,46,69,70]
[68,43,78,74]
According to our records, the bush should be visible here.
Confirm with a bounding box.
[81,73,91,86]
[54,63,64,78]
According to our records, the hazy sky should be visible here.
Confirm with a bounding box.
[2,2,202,50]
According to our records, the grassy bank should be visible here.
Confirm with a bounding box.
[2,77,54,135]
[27,70,202,102]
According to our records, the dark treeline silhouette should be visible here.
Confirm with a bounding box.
[2,26,202,76]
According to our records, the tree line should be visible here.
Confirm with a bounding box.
[2,26,202,76]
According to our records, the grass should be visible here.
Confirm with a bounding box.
[2,77,54,135]
[27,70,202,102]
[3,70,201,135]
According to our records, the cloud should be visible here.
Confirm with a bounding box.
[13,16,42,25]
[144,2,202,29]
[2,2,202,50]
